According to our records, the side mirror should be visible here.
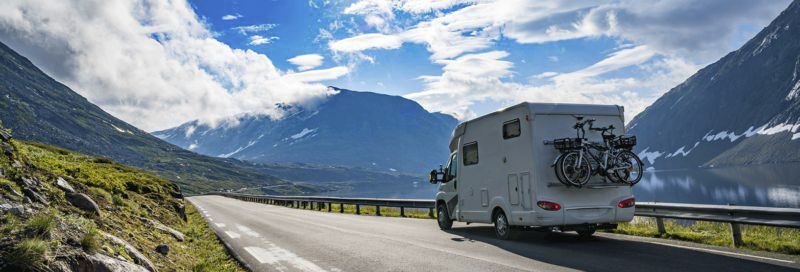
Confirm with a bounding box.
[429,169,443,184]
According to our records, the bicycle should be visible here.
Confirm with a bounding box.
[550,117,643,187]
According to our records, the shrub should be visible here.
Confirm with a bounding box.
[6,239,49,269]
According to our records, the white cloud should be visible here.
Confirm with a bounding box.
[233,24,278,35]
[329,33,404,51]
[249,35,279,45]
[284,66,350,82]
[0,0,347,131]
[288,54,325,71]
[342,0,786,122]
[221,14,242,20]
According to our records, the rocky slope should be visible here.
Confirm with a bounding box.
[628,0,800,170]
[0,126,243,271]
[154,87,458,174]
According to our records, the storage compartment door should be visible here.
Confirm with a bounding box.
[520,172,531,209]
[507,174,519,205]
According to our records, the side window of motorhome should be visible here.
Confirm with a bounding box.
[447,153,457,181]
[503,119,520,139]
[463,142,479,166]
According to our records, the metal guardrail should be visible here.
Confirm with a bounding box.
[207,192,800,247]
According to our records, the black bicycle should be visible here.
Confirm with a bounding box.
[550,117,643,187]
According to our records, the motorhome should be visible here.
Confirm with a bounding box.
[430,103,636,239]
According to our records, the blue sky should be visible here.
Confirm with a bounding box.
[0,0,792,130]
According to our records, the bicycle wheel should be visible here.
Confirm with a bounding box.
[553,153,572,187]
[613,150,643,185]
[558,151,591,187]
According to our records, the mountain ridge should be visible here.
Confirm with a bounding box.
[154,87,459,174]
[628,0,800,170]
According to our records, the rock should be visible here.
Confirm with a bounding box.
[23,188,48,204]
[56,253,150,272]
[9,205,30,216]
[175,204,187,222]
[22,196,32,204]
[1,184,21,197]
[2,143,12,156]
[140,204,153,214]
[0,203,11,213]
[145,219,184,241]
[102,233,157,272]
[67,193,101,215]
[56,177,76,193]
[0,129,11,142]
[155,244,169,255]
[11,160,22,169]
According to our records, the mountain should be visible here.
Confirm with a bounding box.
[628,1,800,170]
[154,87,458,174]
[0,41,287,194]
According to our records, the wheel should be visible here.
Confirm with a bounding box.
[553,153,571,187]
[558,151,591,187]
[577,229,595,238]
[493,210,516,240]
[613,150,643,185]
[437,203,453,230]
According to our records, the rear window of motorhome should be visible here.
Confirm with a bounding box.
[463,142,478,165]
[503,119,520,139]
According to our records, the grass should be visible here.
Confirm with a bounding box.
[81,225,100,253]
[0,213,18,234]
[24,213,56,238]
[0,139,246,271]
[6,238,49,270]
[606,217,800,255]
[180,203,245,272]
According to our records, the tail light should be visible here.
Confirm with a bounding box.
[618,198,635,208]
[537,201,561,211]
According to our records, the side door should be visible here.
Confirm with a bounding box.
[441,152,459,219]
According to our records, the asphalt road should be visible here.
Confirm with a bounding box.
[189,195,800,272]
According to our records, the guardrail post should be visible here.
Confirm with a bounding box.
[376,206,381,216]
[328,203,332,212]
[730,223,743,247]
[400,207,405,217]
[656,217,666,235]
[356,204,360,215]
[318,202,323,211]
[428,208,434,218]
[339,204,344,213]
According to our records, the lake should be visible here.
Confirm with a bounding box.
[635,163,800,208]
[322,163,800,208]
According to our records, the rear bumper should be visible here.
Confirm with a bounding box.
[511,205,635,227]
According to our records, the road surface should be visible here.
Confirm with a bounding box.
[189,195,799,272]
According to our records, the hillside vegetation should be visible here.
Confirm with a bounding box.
[0,130,243,271]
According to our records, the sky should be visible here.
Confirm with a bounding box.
[0,0,793,131]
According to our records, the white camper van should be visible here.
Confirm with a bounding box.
[430,103,636,239]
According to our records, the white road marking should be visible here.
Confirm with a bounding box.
[649,241,795,264]
[215,223,226,228]
[225,231,241,239]
[244,245,327,272]
[236,225,261,237]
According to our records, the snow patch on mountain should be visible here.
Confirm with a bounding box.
[638,148,664,164]
[111,124,133,135]
[219,139,259,158]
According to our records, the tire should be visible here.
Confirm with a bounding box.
[558,151,591,187]
[613,150,643,185]
[437,203,453,230]
[577,229,595,239]
[553,153,571,187]
[493,210,516,240]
